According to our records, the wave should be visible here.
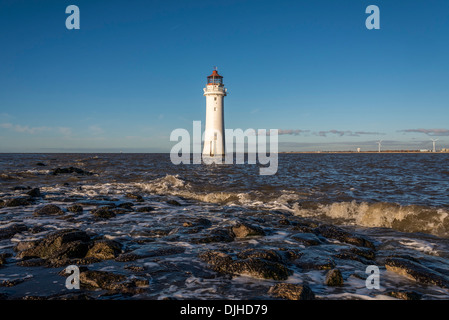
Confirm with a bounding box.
[291,201,449,237]
[40,174,449,238]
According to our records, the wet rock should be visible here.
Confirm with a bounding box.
[166,199,182,206]
[0,278,26,287]
[291,233,323,246]
[191,228,235,244]
[26,188,41,198]
[90,207,116,219]
[16,258,47,267]
[199,250,234,273]
[52,167,93,176]
[315,225,375,249]
[295,252,336,270]
[325,269,344,286]
[386,290,422,300]
[14,240,39,252]
[385,257,449,288]
[34,204,64,216]
[67,205,83,213]
[0,253,12,265]
[3,198,31,207]
[125,193,144,202]
[36,162,46,166]
[136,206,155,213]
[85,240,122,260]
[268,283,315,300]
[115,245,185,262]
[79,270,148,292]
[17,229,90,260]
[231,222,265,238]
[349,246,376,260]
[0,224,28,240]
[229,258,292,280]
[13,186,30,191]
[118,202,134,210]
[236,249,283,263]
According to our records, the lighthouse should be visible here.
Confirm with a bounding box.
[203,68,227,157]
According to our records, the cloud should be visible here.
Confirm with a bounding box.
[399,128,449,136]
[278,129,310,136]
[315,130,383,137]
[0,123,51,134]
[88,125,104,135]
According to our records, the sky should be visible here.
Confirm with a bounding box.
[0,0,448,152]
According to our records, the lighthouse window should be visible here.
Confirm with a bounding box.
[214,97,217,101]
[214,107,216,111]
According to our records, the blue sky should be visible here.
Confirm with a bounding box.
[0,0,448,152]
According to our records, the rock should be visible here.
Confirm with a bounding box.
[79,270,126,289]
[16,258,47,267]
[325,269,344,286]
[199,250,292,280]
[0,224,28,240]
[231,222,265,238]
[14,240,39,252]
[115,245,185,262]
[90,207,116,219]
[0,278,26,287]
[228,258,292,280]
[199,250,234,273]
[236,249,283,262]
[136,206,155,213]
[3,198,30,207]
[26,188,41,198]
[17,229,90,261]
[125,193,144,202]
[315,225,375,249]
[118,202,134,210]
[291,233,323,246]
[79,270,148,292]
[13,186,30,191]
[385,258,449,288]
[268,283,315,300]
[52,167,93,176]
[36,162,46,166]
[386,291,422,300]
[67,205,83,213]
[166,199,182,206]
[34,204,64,216]
[295,252,336,270]
[0,253,12,265]
[190,229,235,244]
[85,240,122,260]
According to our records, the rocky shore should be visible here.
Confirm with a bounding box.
[1,182,449,300]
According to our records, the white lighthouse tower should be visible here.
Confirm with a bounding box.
[203,68,227,157]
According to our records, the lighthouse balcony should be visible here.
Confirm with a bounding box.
[203,86,227,95]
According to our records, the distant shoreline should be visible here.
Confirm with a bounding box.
[281,151,449,154]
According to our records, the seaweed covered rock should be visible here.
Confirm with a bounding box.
[79,270,149,293]
[325,269,344,286]
[34,204,64,216]
[231,222,265,238]
[0,224,28,240]
[199,250,292,280]
[385,257,449,288]
[52,167,93,176]
[268,283,315,300]
[17,229,90,260]
[315,225,375,249]
[85,240,122,260]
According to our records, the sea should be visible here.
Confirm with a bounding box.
[1,153,449,300]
